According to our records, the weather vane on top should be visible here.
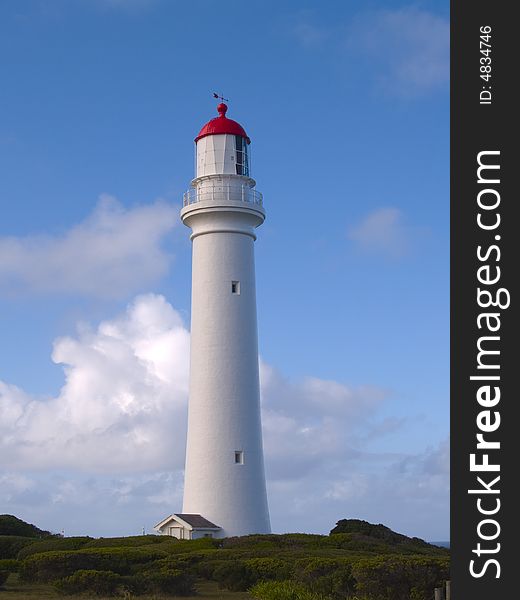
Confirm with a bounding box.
[213,92,229,102]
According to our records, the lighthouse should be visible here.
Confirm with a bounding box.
[176,103,270,538]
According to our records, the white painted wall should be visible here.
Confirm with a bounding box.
[180,133,270,538]
[158,524,216,540]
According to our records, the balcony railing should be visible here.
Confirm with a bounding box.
[183,185,263,207]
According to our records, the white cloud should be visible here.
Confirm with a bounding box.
[0,293,189,472]
[290,7,448,96]
[348,207,409,257]
[0,195,177,298]
[347,8,449,95]
[0,294,448,539]
[0,301,388,475]
[325,474,371,501]
[265,437,449,539]
[0,473,35,502]
[0,470,184,536]
[259,362,391,481]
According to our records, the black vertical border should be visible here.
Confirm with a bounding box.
[451,2,517,598]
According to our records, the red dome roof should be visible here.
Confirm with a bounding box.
[195,103,250,144]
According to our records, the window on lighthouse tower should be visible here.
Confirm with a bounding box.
[235,136,249,176]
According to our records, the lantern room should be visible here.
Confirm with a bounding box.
[194,103,251,178]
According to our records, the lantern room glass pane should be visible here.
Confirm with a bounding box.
[235,135,249,176]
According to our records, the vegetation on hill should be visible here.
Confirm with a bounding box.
[0,517,449,600]
[330,519,432,549]
[0,515,53,539]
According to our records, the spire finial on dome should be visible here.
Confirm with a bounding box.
[213,92,229,118]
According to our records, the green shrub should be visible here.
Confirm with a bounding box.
[17,537,92,560]
[0,536,36,559]
[84,535,172,549]
[161,537,220,554]
[149,549,234,580]
[193,557,229,580]
[8,526,449,598]
[220,531,447,558]
[0,559,20,572]
[0,571,9,587]
[140,553,205,578]
[223,534,325,552]
[245,557,293,581]
[19,546,168,583]
[140,568,195,595]
[213,560,255,591]
[352,557,450,600]
[111,568,195,596]
[203,556,292,589]
[54,569,121,596]
[250,580,330,600]
[293,558,355,599]
[222,535,280,550]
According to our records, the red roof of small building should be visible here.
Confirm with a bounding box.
[195,103,250,144]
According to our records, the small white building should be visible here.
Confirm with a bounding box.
[154,514,222,540]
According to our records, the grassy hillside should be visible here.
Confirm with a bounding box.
[0,517,449,600]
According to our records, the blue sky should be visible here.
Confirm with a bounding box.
[0,0,449,541]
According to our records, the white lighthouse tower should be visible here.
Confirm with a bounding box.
[178,102,270,538]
